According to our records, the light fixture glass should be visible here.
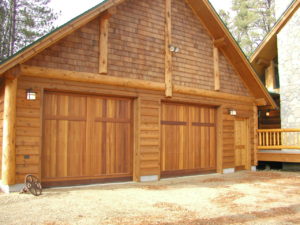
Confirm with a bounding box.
[266,111,270,117]
[26,88,36,100]
[169,45,175,52]
[229,109,237,116]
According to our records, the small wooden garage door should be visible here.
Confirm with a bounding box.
[42,92,132,184]
[161,102,216,175]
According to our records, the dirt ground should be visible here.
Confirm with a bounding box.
[1,171,300,225]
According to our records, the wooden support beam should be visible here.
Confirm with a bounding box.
[213,46,220,91]
[216,105,223,173]
[21,65,165,91]
[213,37,226,48]
[173,84,254,103]
[99,15,109,74]
[2,77,17,185]
[265,60,275,91]
[255,98,267,106]
[258,152,300,163]
[21,65,256,103]
[165,0,172,97]
[256,57,270,66]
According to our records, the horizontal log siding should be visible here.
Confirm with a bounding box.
[15,86,41,183]
[25,18,99,73]
[139,97,160,177]
[0,86,4,178]
[108,0,165,82]
[219,52,250,96]
[172,0,214,90]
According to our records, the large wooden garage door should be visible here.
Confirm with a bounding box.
[42,92,132,184]
[161,102,216,176]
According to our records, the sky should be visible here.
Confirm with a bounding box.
[49,0,233,26]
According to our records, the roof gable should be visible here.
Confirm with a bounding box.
[0,0,276,108]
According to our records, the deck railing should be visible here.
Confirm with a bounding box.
[258,129,300,150]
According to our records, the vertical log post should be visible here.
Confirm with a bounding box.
[2,77,17,185]
[165,0,172,97]
[213,38,225,92]
[216,105,223,173]
[99,11,112,74]
[133,98,141,182]
[213,46,220,91]
[253,104,258,166]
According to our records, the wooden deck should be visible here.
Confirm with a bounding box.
[257,129,300,162]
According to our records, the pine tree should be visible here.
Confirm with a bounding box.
[218,0,276,57]
[0,0,59,61]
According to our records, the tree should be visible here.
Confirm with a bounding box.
[0,0,59,61]
[218,0,276,57]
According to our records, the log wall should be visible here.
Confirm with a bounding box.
[14,76,255,183]
[15,86,41,183]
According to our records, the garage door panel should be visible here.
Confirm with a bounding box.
[93,121,106,176]
[105,122,132,175]
[67,121,86,177]
[67,95,87,118]
[42,92,132,183]
[56,120,68,178]
[161,103,216,174]
[43,94,58,117]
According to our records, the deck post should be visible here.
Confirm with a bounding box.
[2,77,18,185]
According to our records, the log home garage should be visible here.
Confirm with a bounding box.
[0,0,276,192]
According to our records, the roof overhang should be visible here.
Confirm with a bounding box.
[250,0,300,76]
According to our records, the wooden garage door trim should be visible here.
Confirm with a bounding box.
[41,91,133,186]
[161,102,217,176]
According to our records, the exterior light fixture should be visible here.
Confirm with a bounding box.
[26,88,37,100]
[169,45,180,53]
[228,109,237,116]
[266,111,270,117]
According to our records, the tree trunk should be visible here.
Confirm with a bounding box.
[9,0,17,56]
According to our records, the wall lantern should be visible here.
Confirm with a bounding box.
[228,109,237,116]
[266,110,270,117]
[26,88,37,100]
[169,45,180,53]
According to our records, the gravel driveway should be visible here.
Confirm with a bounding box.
[1,171,300,225]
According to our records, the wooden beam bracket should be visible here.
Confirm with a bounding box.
[213,37,226,48]
[255,98,267,106]
[3,65,21,80]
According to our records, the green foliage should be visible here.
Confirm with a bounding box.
[219,0,276,57]
[0,0,59,61]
